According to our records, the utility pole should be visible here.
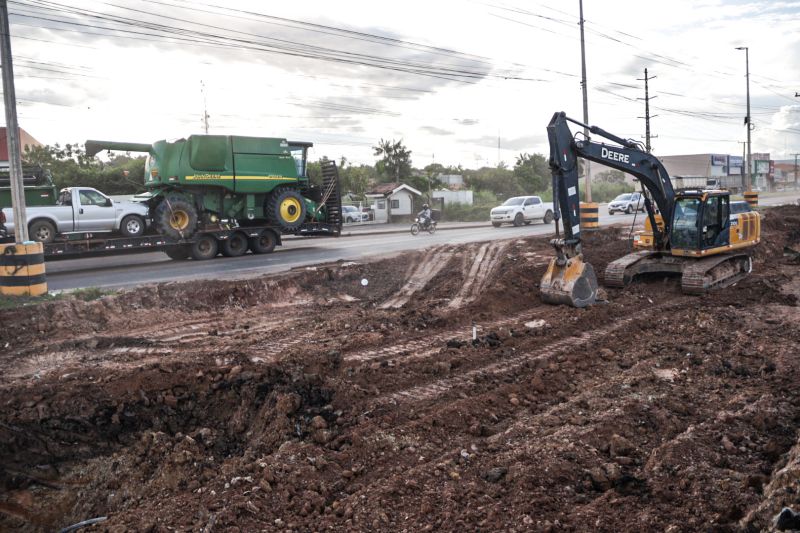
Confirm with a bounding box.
[0,0,28,243]
[793,153,799,189]
[201,80,210,134]
[579,0,591,201]
[637,68,658,153]
[735,46,752,192]
[738,141,747,192]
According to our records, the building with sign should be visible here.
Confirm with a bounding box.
[658,153,747,193]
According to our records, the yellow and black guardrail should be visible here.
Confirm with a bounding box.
[579,202,599,230]
[0,242,47,296]
[743,191,759,209]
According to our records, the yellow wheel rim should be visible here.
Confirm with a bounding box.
[279,197,302,223]
[169,210,190,230]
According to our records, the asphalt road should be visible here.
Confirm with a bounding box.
[43,193,800,292]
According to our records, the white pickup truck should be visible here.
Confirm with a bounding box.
[1,187,149,243]
[490,195,554,227]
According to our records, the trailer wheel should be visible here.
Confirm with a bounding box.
[165,245,190,260]
[266,187,307,231]
[249,229,277,254]
[154,196,198,239]
[120,214,145,238]
[191,234,218,260]
[29,219,56,244]
[221,231,248,257]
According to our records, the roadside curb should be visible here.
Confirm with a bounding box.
[285,222,491,239]
[340,222,489,237]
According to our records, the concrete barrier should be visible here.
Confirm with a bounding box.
[0,242,47,296]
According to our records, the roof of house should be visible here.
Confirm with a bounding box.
[0,128,42,161]
[365,182,422,196]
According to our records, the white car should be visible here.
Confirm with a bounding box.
[608,192,645,215]
[490,195,554,227]
[342,205,369,223]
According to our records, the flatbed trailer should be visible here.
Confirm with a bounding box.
[33,221,340,261]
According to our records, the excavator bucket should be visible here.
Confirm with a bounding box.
[540,256,599,307]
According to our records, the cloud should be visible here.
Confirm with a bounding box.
[454,118,480,126]
[19,88,86,107]
[466,134,546,152]
[420,126,454,136]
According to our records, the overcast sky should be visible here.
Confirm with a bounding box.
[4,0,799,168]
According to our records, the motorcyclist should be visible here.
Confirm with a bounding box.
[417,203,432,229]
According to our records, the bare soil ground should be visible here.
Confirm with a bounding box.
[2,206,800,532]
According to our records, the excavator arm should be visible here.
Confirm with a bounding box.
[541,111,676,307]
[547,111,675,250]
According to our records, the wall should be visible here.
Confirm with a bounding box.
[433,189,473,206]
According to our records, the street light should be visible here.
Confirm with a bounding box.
[735,46,752,192]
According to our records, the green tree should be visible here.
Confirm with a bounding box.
[596,169,626,184]
[373,138,412,182]
[23,143,144,194]
[339,162,374,198]
[463,164,523,199]
[513,152,549,193]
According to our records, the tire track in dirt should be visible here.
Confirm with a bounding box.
[376,300,684,408]
[379,248,453,309]
[448,241,509,309]
[344,308,550,364]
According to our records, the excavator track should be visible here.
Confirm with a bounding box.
[604,250,662,288]
[605,250,753,295]
[681,253,753,295]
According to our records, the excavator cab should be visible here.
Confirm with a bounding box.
[670,191,731,254]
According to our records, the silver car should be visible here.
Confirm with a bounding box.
[608,192,645,215]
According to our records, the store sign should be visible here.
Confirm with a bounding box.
[711,154,727,166]
[753,152,770,161]
[728,155,743,175]
[755,160,770,174]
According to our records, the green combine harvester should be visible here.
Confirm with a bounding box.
[85,135,341,239]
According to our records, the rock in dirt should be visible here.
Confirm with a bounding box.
[609,434,635,457]
[776,507,800,531]
[483,467,508,483]
[524,319,547,329]
[276,393,302,415]
[311,415,328,429]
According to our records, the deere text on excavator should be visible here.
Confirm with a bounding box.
[540,111,760,307]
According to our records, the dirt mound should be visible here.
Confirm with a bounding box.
[1,205,799,532]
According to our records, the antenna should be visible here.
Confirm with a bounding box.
[201,80,210,134]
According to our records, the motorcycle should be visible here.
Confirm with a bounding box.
[410,216,437,235]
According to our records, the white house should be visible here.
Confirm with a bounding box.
[364,182,422,223]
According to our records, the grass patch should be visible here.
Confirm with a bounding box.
[0,292,63,309]
[0,286,116,309]
[71,287,115,301]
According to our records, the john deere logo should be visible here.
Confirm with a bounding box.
[188,174,222,180]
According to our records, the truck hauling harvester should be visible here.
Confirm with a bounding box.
[85,135,342,242]
[540,111,760,307]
